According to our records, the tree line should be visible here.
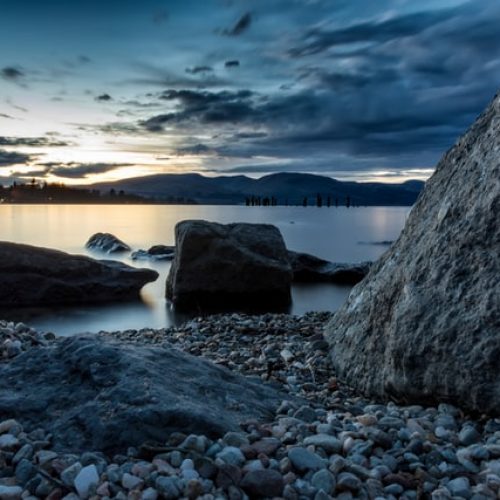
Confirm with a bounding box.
[0,180,196,204]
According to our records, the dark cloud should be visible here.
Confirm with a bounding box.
[10,167,51,178]
[142,89,256,131]
[185,66,213,74]
[1,66,24,81]
[0,149,33,167]
[288,8,455,57]
[95,93,113,102]
[233,132,268,140]
[127,62,229,89]
[37,162,131,179]
[225,60,240,68]
[0,113,14,120]
[77,122,142,136]
[221,12,252,36]
[174,144,215,156]
[0,136,70,147]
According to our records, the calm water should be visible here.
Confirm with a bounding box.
[0,205,410,335]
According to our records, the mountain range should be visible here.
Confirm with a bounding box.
[90,172,425,206]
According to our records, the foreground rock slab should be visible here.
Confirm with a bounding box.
[325,91,500,413]
[0,242,158,307]
[167,220,293,310]
[85,232,130,253]
[288,250,371,285]
[0,335,289,453]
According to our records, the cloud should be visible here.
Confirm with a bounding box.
[174,143,215,156]
[288,8,455,57]
[95,93,113,102]
[0,149,33,167]
[0,113,14,120]
[225,60,240,68]
[0,136,70,147]
[185,66,213,74]
[1,66,24,81]
[127,62,230,89]
[222,12,252,36]
[37,162,131,179]
[141,89,256,131]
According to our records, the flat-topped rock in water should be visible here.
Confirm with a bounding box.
[324,92,500,414]
[0,335,289,453]
[0,242,158,307]
[288,250,371,285]
[167,220,292,310]
[132,245,175,261]
[86,232,130,253]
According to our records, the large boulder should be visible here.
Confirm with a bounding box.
[0,242,158,306]
[288,250,371,285]
[167,221,292,310]
[0,335,290,453]
[324,92,500,414]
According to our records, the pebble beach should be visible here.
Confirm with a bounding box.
[1,315,500,500]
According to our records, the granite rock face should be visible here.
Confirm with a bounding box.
[0,336,289,453]
[86,233,130,253]
[324,92,500,413]
[0,242,158,307]
[167,221,293,310]
[288,251,370,285]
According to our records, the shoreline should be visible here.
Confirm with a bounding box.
[1,314,499,499]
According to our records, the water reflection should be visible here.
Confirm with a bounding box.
[0,204,409,335]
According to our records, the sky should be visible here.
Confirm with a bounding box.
[0,0,499,185]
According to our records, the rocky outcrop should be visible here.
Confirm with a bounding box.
[132,245,175,261]
[86,233,130,253]
[167,221,292,310]
[324,92,500,413]
[0,335,289,453]
[288,251,371,285]
[0,242,158,306]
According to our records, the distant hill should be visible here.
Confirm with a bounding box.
[90,172,425,206]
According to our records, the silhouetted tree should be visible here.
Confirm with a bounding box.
[327,195,331,207]
[302,196,308,207]
[316,193,323,207]
[346,195,351,208]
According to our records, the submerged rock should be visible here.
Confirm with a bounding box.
[166,220,293,310]
[288,250,371,284]
[0,335,289,453]
[132,245,175,261]
[86,232,130,253]
[324,91,500,413]
[0,242,158,307]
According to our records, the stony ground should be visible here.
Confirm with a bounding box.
[1,315,500,500]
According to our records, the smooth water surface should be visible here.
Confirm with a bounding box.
[0,205,410,335]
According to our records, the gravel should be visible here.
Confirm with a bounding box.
[0,313,499,499]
